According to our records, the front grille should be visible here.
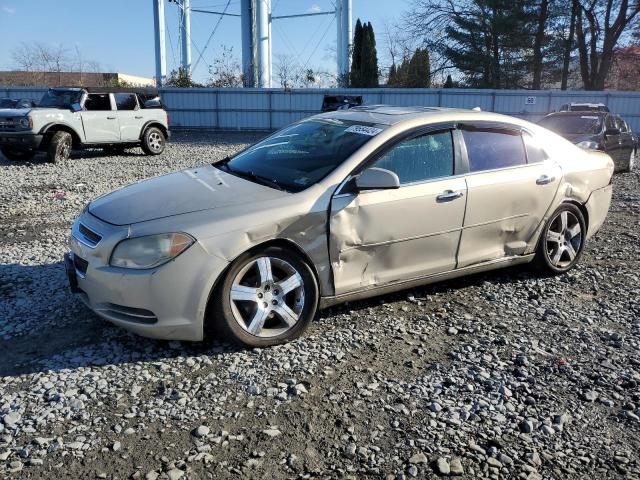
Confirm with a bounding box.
[0,118,17,132]
[73,255,89,275]
[77,223,102,247]
[98,303,158,324]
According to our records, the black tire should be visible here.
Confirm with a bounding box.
[534,203,587,275]
[623,149,635,173]
[47,131,72,163]
[141,127,166,155]
[1,146,35,161]
[211,246,319,348]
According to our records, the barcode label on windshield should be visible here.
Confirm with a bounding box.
[345,125,383,136]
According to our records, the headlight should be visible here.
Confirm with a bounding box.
[110,233,195,269]
[18,117,32,129]
[576,140,599,150]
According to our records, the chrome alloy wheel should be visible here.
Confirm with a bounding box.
[545,210,582,268]
[148,131,164,152]
[229,256,305,338]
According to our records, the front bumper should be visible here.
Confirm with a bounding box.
[0,132,43,149]
[66,215,229,341]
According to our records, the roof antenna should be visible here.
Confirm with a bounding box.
[472,106,482,111]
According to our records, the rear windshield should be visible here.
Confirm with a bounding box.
[216,119,387,192]
[39,89,83,109]
[538,115,603,135]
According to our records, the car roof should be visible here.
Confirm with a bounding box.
[314,105,512,126]
[544,111,607,118]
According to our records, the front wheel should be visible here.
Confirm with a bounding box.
[47,131,72,163]
[212,247,318,348]
[534,204,586,275]
[1,146,35,161]
[141,127,166,155]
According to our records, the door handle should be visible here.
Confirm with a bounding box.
[536,175,555,185]
[106,116,116,120]
[436,190,464,202]
[135,115,143,119]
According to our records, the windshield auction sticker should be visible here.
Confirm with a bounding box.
[345,125,384,136]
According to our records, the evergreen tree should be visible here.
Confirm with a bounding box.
[350,20,379,87]
[387,63,397,87]
[443,74,454,88]
[405,48,431,87]
[442,0,531,88]
[350,19,364,87]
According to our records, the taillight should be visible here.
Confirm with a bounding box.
[166,111,170,126]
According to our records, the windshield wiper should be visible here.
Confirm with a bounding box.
[216,163,288,192]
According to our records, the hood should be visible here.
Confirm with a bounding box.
[89,165,288,226]
[0,108,32,117]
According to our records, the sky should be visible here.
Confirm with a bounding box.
[0,0,409,84]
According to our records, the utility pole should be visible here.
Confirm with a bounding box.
[181,0,192,74]
[256,0,272,87]
[153,0,167,86]
[241,0,254,87]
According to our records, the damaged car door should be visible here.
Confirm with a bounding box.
[329,128,467,295]
[456,125,562,267]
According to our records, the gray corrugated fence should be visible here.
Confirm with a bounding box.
[3,86,640,131]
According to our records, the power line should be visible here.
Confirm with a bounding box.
[192,0,232,73]
[301,15,335,72]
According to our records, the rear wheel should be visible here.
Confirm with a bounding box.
[141,127,165,155]
[47,131,72,163]
[0,146,35,161]
[534,204,586,275]
[212,246,318,348]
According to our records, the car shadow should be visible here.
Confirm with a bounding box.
[318,263,543,319]
[0,261,241,379]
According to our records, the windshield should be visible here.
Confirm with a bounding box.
[38,89,83,109]
[539,115,603,135]
[216,119,387,192]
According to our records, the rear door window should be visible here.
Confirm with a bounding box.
[115,93,138,111]
[461,129,527,172]
[522,132,547,163]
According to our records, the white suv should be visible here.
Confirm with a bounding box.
[0,87,169,162]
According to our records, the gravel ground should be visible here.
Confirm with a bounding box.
[0,131,639,480]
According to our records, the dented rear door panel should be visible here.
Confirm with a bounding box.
[457,161,561,267]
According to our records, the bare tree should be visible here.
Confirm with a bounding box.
[208,46,243,87]
[575,0,640,90]
[274,54,300,89]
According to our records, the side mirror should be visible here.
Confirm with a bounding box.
[354,167,400,191]
[70,103,82,113]
[605,127,620,136]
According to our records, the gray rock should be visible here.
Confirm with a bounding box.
[450,458,464,475]
[436,457,450,475]
[194,425,210,438]
[408,452,428,464]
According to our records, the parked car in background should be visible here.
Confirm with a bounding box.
[66,106,614,347]
[538,111,635,172]
[558,102,610,113]
[0,87,169,163]
[0,97,37,109]
[321,95,363,112]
